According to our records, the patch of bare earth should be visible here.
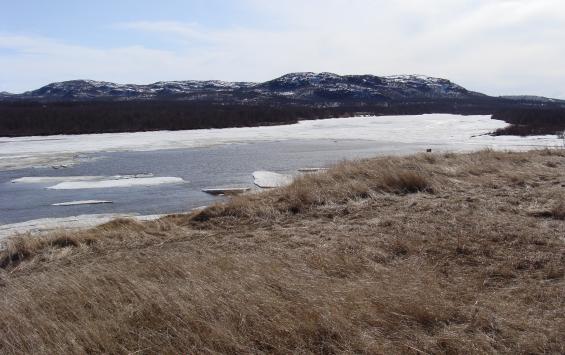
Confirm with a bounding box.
[0,149,564,354]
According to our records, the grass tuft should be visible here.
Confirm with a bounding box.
[381,169,433,193]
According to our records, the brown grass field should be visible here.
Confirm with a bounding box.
[0,149,564,354]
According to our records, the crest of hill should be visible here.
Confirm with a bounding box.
[9,72,485,102]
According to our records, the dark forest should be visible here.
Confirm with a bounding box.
[0,99,505,137]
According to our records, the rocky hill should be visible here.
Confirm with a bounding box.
[2,72,496,105]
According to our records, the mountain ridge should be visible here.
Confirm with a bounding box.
[1,72,491,104]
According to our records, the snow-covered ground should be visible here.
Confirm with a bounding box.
[253,171,294,188]
[1,114,562,171]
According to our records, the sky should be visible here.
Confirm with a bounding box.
[1,0,564,98]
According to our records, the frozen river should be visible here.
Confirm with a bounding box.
[0,114,562,229]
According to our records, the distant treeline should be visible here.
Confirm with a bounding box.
[0,102,323,136]
[0,99,547,137]
[492,109,565,136]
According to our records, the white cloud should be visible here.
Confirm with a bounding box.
[0,34,188,92]
[115,21,208,41]
[1,0,564,98]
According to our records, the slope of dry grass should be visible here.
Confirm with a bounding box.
[0,149,564,354]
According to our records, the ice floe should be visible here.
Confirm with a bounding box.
[253,171,294,188]
[12,176,104,184]
[47,176,185,190]
[10,174,183,190]
[52,200,113,206]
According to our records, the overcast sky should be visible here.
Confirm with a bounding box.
[1,0,564,98]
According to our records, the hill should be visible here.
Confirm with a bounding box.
[3,72,486,104]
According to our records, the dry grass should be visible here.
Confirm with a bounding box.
[195,159,434,221]
[0,149,564,354]
[550,200,565,220]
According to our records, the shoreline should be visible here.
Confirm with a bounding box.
[3,144,565,239]
[0,213,167,242]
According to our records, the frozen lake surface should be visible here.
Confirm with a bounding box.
[0,114,562,228]
[1,113,560,171]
